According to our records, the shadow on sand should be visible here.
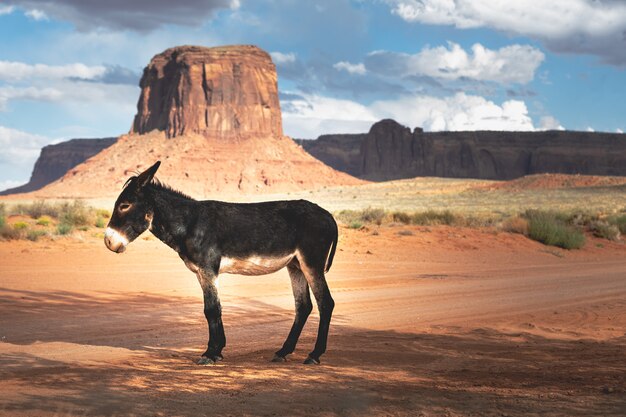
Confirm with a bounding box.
[0,288,624,416]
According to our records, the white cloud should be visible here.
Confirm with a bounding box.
[617,128,624,134]
[586,126,595,132]
[0,5,15,15]
[25,8,47,20]
[333,61,367,75]
[282,93,378,138]
[0,61,107,82]
[0,86,63,110]
[367,42,544,84]
[0,126,54,185]
[539,116,565,131]
[270,51,296,65]
[0,179,25,191]
[282,91,543,137]
[387,0,626,65]
[371,92,535,131]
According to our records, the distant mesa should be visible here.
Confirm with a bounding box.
[131,45,283,139]
[300,119,626,181]
[0,138,116,196]
[11,45,361,199]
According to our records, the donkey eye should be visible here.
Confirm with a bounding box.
[119,203,131,212]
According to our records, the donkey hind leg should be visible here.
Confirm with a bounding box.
[300,261,335,365]
[196,270,226,365]
[272,260,313,362]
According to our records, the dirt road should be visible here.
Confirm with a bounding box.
[1,226,625,416]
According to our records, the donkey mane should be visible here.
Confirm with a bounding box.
[148,178,196,201]
[122,175,195,201]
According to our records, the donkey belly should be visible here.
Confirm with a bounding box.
[219,253,295,276]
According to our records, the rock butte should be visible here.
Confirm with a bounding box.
[300,119,626,181]
[29,45,362,199]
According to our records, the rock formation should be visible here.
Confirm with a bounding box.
[131,45,282,139]
[300,119,626,181]
[0,138,116,195]
[25,45,361,199]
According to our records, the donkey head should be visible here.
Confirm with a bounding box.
[104,161,160,253]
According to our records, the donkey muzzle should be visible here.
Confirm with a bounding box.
[104,227,128,253]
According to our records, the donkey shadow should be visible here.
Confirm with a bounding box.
[1,287,625,416]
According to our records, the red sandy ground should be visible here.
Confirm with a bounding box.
[0,226,625,416]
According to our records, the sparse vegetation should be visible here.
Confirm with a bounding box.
[588,220,621,241]
[523,210,586,250]
[57,223,73,235]
[13,221,29,230]
[411,210,457,226]
[607,215,626,235]
[397,230,414,236]
[334,206,620,250]
[349,221,363,229]
[36,216,52,226]
[0,200,110,240]
[27,230,47,241]
[502,216,529,235]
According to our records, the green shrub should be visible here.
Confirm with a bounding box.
[95,217,106,228]
[36,216,52,226]
[524,210,585,250]
[0,203,5,228]
[360,207,386,225]
[56,223,73,235]
[95,209,111,219]
[411,210,457,226]
[589,220,621,241]
[27,230,47,241]
[59,200,92,227]
[13,221,28,230]
[607,215,626,235]
[0,225,21,240]
[392,211,411,224]
[349,221,363,229]
[11,200,61,219]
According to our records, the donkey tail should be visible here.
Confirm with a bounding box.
[324,220,339,273]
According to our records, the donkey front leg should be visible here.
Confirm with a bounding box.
[196,269,226,365]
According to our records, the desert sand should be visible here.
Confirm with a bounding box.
[0,224,624,416]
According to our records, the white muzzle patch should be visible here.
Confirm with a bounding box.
[104,227,129,253]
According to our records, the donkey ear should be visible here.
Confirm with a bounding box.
[135,161,161,189]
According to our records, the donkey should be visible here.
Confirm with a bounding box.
[104,161,337,365]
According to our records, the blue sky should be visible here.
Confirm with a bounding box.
[1,0,626,189]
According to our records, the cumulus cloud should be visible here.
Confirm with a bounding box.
[4,0,238,31]
[0,61,107,82]
[282,91,543,137]
[0,86,63,110]
[617,128,624,134]
[25,8,47,20]
[371,93,535,131]
[270,52,296,65]
[0,126,54,186]
[333,61,367,75]
[539,116,565,131]
[366,42,544,84]
[281,93,378,138]
[386,0,626,66]
[0,5,15,15]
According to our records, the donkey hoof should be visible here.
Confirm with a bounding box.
[197,356,216,365]
[303,356,320,365]
[271,354,287,363]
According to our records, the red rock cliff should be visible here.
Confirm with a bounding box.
[131,45,282,139]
